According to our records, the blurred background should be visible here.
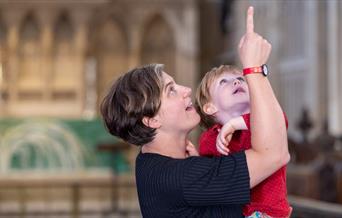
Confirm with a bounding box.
[0,0,342,217]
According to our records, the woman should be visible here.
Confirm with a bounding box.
[101,7,289,218]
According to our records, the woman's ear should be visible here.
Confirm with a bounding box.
[203,103,217,115]
[142,116,161,128]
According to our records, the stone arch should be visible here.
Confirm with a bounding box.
[52,11,76,98]
[94,16,129,101]
[141,14,176,77]
[18,12,42,98]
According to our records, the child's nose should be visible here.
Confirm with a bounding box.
[233,79,241,86]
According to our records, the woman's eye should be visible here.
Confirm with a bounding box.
[170,86,177,95]
[219,79,227,85]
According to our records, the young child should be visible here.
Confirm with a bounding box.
[196,65,291,218]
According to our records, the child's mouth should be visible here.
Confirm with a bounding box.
[233,87,245,94]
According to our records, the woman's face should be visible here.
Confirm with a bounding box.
[155,72,200,134]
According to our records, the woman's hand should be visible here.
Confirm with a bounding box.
[185,140,199,157]
[238,6,272,69]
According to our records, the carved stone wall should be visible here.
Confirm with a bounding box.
[0,0,198,118]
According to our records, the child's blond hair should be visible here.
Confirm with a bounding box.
[196,65,242,128]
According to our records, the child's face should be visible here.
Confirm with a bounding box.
[208,72,250,116]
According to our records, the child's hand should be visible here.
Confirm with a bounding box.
[216,116,247,155]
[286,207,293,218]
[185,140,199,157]
[216,122,235,155]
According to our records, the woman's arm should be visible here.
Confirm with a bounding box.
[239,7,290,188]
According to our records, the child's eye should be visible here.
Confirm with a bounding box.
[219,79,227,85]
[237,77,245,82]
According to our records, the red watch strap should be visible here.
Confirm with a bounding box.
[243,66,263,76]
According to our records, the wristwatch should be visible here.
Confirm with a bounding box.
[243,64,269,77]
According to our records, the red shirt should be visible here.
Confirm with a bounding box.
[199,113,290,217]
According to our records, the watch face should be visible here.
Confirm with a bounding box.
[262,64,268,76]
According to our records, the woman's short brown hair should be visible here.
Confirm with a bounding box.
[100,64,164,146]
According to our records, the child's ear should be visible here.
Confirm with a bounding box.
[203,103,218,115]
[142,116,161,129]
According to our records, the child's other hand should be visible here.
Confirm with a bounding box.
[185,140,199,157]
[216,122,235,155]
[286,207,293,218]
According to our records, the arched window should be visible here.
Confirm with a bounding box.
[18,13,42,99]
[141,15,175,77]
[95,17,128,101]
[52,12,75,100]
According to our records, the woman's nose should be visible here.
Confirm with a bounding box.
[183,86,192,97]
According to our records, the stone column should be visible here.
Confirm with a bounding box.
[4,10,22,105]
[327,0,342,135]
[72,9,89,116]
[173,4,198,91]
[305,0,321,136]
[127,9,142,69]
[0,49,5,116]
[128,26,141,69]
[37,10,55,101]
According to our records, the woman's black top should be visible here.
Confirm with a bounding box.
[135,151,250,218]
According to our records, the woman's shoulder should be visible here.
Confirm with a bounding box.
[136,151,187,172]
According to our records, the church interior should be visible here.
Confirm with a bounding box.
[0,0,342,217]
